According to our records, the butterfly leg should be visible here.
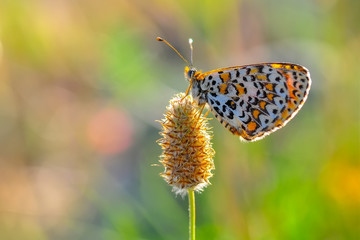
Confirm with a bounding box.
[203,108,211,118]
[192,104,206,128]
[181,80,192,102]
[196,104,206,119]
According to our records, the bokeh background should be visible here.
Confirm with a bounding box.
[0,0,359,239]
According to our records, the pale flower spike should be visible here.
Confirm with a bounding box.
[157,93,215,196]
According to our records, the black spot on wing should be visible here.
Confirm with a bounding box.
[213,106,224,117]
[225,100,237,110]
[258,65,264,73]
[242,114,251,124]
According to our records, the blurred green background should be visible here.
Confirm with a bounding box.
[0,0,359,239]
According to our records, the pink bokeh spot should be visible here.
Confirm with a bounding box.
[87,107,134,155]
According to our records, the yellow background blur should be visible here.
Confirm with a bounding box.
[0,0,359,239]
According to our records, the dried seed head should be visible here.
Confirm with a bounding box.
[158,93,215,195]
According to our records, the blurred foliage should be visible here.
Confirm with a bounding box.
[0,0,359,239]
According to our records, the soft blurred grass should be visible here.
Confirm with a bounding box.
[0,0,359,239]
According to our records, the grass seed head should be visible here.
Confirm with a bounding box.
[158,93,215,195]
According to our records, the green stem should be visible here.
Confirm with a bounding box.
[188,189,195,240]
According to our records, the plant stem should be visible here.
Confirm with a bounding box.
[188,189,195,240]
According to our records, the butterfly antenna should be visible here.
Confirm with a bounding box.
[157,37,190,65]
[189,38,193,66]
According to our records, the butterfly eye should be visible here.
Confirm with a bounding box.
[187,69,196,79]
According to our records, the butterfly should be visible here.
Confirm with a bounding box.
[157,37,311,141]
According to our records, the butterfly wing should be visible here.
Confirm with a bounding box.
[196,63,311,141]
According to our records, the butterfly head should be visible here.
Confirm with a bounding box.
[185,66,198,82]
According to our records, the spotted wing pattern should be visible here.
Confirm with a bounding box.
[192,63,311,141]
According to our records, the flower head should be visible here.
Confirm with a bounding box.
[158,93,215,195]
